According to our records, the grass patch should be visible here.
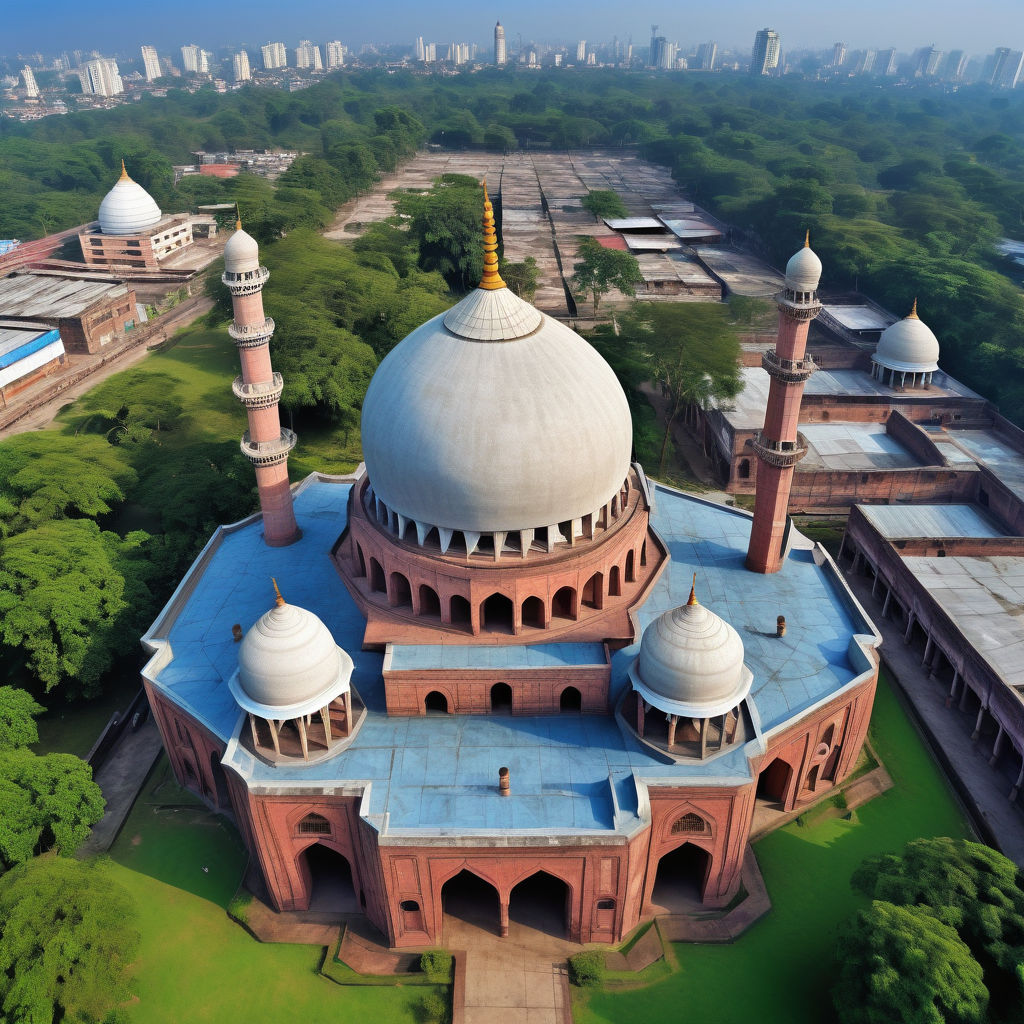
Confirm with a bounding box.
[794,517,848,560]
[573,669,971,1024]
[617,921,653,956]
[33,674,139,757]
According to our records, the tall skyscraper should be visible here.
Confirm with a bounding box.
[424,42,436,62]
[494,22,506,66]
[750,29,780,75]
[80,58,123,96]
[414,36,425,62]
[21,66,39,98]
[650,36,667,68]
[140,45,161,82]
[831,42,846,67]
[261,42,287,70]
[576,40,586,64]
[944,50,967,81]
[876,48,897,75]
[858,50,877,74]
[990,47,1024,88]
[295,41,323,70]
[181,44,202,73]
[695,42,718,71]
[326,41,345,68]
[233,51,251,82]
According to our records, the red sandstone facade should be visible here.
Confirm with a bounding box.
[78,216,194,270]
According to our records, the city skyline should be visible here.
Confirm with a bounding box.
[3,0,1022,56]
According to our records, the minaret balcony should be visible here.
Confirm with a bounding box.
[232,372,283,409]
[228,317,275,347]
[761,349,817,383]
[222,266,269,295]
[751,430,808,468]
[775,290,822,320]
[240,428,297,467]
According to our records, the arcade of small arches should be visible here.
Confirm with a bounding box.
[362,472,636,560]
[394,679,590,717]
[629,690,749,760]
[869,360,936,390]
[242,689,359,765]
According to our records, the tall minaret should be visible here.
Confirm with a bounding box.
[222,222,300,547]
[746,234,822,574]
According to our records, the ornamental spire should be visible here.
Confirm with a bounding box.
[908,297,919,320]
[119,159,129,181]
[272,577,285,607]
[804,229,810,248]
[478,180,506,291]
[687,572,699,606]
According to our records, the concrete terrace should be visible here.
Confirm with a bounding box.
[143,476,877,840]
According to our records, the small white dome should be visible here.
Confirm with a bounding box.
[230,597,352,718]
[629,592,752,719]
[874,306,940,374]
[224,224,260,274]
[98,163,162,236]
[785,240,822,292]
[360,284,632,534]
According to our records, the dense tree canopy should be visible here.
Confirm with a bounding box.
[834,900,989,1024]
[0,856,137,1023]
[0,687,43,753]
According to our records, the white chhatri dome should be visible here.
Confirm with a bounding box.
[629,587,752,719]
[360,189,632,535]
[784,235,822,292]
[874,303,940,373]
[230,590,352,718]
[224,222,261,274]
[98,162,162,236]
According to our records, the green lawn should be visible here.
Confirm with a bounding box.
[107,759,434,1024]
[33,674,139,757]
[56,323,362,477]
[575,670,971,1024]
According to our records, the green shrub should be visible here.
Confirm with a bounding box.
[568,950,605,987]
[416,990,448,1024]
[419,948,453,980]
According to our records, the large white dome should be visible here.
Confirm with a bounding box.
[360,286,633,535]
[785,237,822,292]
[629,590,752,718]
[230,594,352,718]
[874,304,940,373]
[98,163,162,236]
[224,223,260,274]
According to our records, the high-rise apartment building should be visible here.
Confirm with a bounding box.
[576,40,586,63]
[831,42,846,67]
[414,37,425,61]
[494,21,506,66]
[140,45,161,82]
[80,58,123,96]
[326,41,345,68]
[990,47,1024,88]
[21,66,39,98]
[424,42,436,62]
[261,42,287,70]
[876,48,897,75]
[695,42,717,71]
[750,28,780,75]
[233,51,251,82]
[295,41,323,70]
[944,50,967,81]
[181,44,202,73]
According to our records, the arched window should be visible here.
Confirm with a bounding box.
[425,691,448,714]
[297,812,331,835]
[369,558,386,593]
[596,898,615,911]
[671,812,708,835]
[738,459,751,480]
[399,899,420,912]
[389,572,412,608]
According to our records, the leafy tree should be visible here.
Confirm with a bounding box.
[499,256,540,300]
[581,189,628,222]
[0,435,136,532]
[484,123,517,153]
[570,237,643,317]
[611,302,742,473]
[0,750,104,868]
[0,520,154,696]
[0,856,137,1023]
[834,901,988,1024]
[0,688,43,753]
[853,838,1024,976]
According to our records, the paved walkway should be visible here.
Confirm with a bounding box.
[843,565,1024,866]
[78,718,163,856]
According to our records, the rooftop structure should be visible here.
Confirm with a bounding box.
[143,192,880,949]
[0,322,65,398]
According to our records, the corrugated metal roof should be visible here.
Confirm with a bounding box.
[859,504,1007,539]
[622,233,682,251]
[0,326,62,366]
[603,217,664,231]
[0,273,128,319]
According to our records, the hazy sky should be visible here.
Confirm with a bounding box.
[8,0,1021,56]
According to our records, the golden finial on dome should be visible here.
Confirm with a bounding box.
[478,180,506,291]
[271,577,285,607]
[907,297,919,320]
[119,159,129,181]
[804,229,810,248]
[687,572,699,606]
[235,204,242,232]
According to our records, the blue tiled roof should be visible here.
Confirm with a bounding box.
[144,477,875,837]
